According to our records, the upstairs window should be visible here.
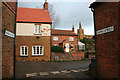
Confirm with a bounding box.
[20,46,28,56]
[53,37,58,41]
[32,45,44,56]
[69,37,74,41]
[35,25,41,34]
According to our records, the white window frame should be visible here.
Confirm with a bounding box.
[53,37,58,41]
[32,45,44,56]
[35,25,41,34]
[69,37,74,41]
[20,46,28,56]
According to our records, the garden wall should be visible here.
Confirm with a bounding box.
[51,52,85,61]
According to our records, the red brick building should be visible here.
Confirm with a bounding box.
[16,1,52,61]
[90,2,120,79]
[2,2,17,78]
[52,26,78,52]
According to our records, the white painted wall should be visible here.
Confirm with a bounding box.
[16,23,51,36]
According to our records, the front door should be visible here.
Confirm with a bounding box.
[65,43,69,52]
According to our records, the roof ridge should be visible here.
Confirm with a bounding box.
[17,7,44,10]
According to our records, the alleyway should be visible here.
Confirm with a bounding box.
[16,59,92,78]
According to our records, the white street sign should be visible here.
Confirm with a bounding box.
[5,30,15,38]
[96,26,114,35]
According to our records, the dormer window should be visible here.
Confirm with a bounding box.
[35,25,41,34]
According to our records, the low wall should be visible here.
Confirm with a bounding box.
[51,52,85,61]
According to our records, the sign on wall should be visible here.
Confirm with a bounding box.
[5,30,15,38]
[96,26,114,35]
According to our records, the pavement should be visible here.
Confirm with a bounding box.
[16,59,92,79]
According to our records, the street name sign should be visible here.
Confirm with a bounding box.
[5,30,15,38]
[96,26,114,35]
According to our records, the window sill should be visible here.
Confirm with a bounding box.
[69,41,74,42]
[32,55,44,56]
[20,55,28,57]
[34,33,42,35]
[53,40,58,41]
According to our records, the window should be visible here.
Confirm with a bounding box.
[69,37,74,41]
[32,46,44,56]
[53,37,58,41]
[20,46,28,56]
[35,25,41,34]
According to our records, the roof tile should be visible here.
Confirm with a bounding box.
[52,29,78,36]
[17,7,52,23]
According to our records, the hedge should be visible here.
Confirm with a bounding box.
[51,46,64,52]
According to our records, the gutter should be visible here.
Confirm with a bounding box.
[13,1,18,79]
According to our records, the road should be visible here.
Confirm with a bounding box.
[16,59,92,79]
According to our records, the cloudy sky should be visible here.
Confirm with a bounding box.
[18,0,95,35]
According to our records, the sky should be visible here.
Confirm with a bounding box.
[18,0,95,35]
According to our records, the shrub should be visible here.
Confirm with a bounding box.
[51,46,64,52]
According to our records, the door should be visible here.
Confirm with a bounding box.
[65,43,69,52]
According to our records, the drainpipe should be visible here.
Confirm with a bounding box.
[50,24,52,61]
[91,7,98,79]
[13,1,18,79]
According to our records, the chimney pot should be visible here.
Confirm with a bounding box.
[44,0,48,10]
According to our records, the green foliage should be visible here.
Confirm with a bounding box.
[51,46,64,52]
[79,38,95,51]
[80,38,95,44]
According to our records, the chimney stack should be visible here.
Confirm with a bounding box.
[44,0,48,10]
[72,25,74,32]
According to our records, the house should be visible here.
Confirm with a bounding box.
[51,26,78,52]
[90,1,120,79]
[77,22,93,39]
[16,1,52,61]
[2,2,17,78]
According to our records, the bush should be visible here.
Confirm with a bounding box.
[51,46,64,52]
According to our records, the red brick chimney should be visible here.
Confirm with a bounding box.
[72,25,74,32]
[44,0,48,10]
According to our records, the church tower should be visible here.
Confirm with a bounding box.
[77,22,84,39]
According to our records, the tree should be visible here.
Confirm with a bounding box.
[48,4,60,29]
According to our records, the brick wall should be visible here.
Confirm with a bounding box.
[118,2,120,80]
[93,2,119,79]
[51,52,84,61]
[2,2,16,78]
[52,35,78,52]
[16,36,51,61]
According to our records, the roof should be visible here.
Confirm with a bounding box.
[52,29,78,36]
[17,7,52,23]
[78,41,85,46]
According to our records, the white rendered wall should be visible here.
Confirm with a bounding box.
[16,23,51,36]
